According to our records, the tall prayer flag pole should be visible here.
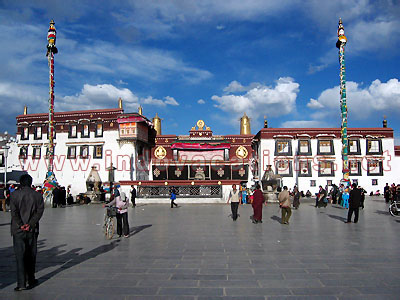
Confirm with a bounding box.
[43,20,58,200]
[336,18,350,183]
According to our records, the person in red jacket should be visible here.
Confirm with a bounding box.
[251,184,264,224]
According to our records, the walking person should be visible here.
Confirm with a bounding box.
[227,184,241,221]
[170,187,178,208]
[384,183,390,203]
[10,174,44,291]
[107,184,129,237]
[278,186,291,225]
[251,184,264,224]
[293,186,300,209]
[130,185,136,207]
[345,183,361,223]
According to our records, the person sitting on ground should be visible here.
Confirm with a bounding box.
[316,186,328,208]
[306,190,311,197]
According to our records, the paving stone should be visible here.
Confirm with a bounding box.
[0,199,399,298]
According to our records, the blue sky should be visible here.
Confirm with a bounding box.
[1,0,400,142]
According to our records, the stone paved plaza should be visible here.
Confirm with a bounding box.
[0,197,400,300]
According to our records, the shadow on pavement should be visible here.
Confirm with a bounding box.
[0,238,120,290]
[128,224,152,237]
[375,210,389,215]
[327,214,347,222]
[270,215,281,223]
[0,223,10,227]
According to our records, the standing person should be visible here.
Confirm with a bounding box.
[278,186,291,225]
[130,185,136,207]
[251,184,264,224]
[293,186,300,209]
[359,187,366,209]
[107,184,129,237]
[345,183,361,223]
[227,184,241,221]
[384,183,390,203]
[10,174,44,291]
[0,185,6,212]
[170,187,178,208]
[52,186,60,208]
[317,186,327,208]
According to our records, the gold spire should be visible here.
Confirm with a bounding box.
[383,115,387,128]
[240,112,251,135]
[152,113,162,135]
[23,105,28,115]
[138,105,143,115]
[118,97,123,109]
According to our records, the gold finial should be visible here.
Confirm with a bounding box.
[240,112,251,135]
[264,115,268,128]
[118,97,123,109]
[152,113,162,135]
[383,115,387,128]
[23,105,28,115]
[138,105,143,115]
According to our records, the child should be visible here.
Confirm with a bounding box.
[342,188,349,209]
[170,187,178,208]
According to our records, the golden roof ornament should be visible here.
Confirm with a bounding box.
[138,105,143,115]
[383,115,387,128]
[23,105,28,115]
[118,97,123,109]
[152,113,162,135]
[240,112,251,135]
[196,120,205,130]
[264,115,268,128]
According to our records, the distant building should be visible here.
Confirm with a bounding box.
[14,100,155,195]
[253,123,400,193]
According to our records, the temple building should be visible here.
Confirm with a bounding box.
[120,115,254,202]
[252,118,400,193]
[7,99,400,201]
[14,99,155,195]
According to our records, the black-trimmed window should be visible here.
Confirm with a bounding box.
[80,146,89,158]
[67,146,77,159]
[367,160,383,176]
[348,139,361,155]
[19,146,28,159]
[275,140,292,156]
[366,139,382,155]
[21,127,29,140]
[0,153,4,167]
[69,124,77,138]
[95,123,103,137]
[298,160,312,177]
[81,124,90,138]
[275,160,293,177]
[32,147,41,159]
[349,160,361,176]
[93,145,103,159]
[34,126,42,140]
[298,140,312,155]
[317,140,335,155]
[318,161,335,177]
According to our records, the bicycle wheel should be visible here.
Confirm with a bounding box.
[105,217,115,239]
[389,203,398,217]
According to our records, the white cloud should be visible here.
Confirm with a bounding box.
[59,84,180,111]
[60,84,139,111]
[143,96,179,107]
[197,99,205,104]
[223,81,246,93]
[216,25,225,30]
[307,78,400,119]
[213,77,299,121]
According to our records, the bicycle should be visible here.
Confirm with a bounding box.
[389,199,400,217]
[103,206,117,239]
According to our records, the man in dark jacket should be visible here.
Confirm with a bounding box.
[345,183,361,223]
[10,174,44,291]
